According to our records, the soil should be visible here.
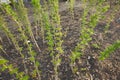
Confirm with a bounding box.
[0,1,120,80]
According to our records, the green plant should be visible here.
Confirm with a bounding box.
[48,0,63,80]
[0,0,119,79]
[31,0,45,42]
[0,57,29,80]
[16,1,41,79]
[69,0,75,18]
[99,40,120,60]
[0,1,41,79]
[17,0,41,52]
[70,0,110,73]
[0,12,28,74]
[92,43,100,49]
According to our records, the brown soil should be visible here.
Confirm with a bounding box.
[0,1,120,80]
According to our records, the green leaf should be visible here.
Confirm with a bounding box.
[10,67,18,75]
[35,61,40,67]
[53,59,61,66]
[17,72,24,78]
[0,59,8,65]
[1,65,8,71]
[99,40,120,60]
[29,57,35,61]
[70,52,77,62]
[30,51,36,57]
[20,75,29,80]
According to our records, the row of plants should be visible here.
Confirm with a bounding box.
[0,0,120,80]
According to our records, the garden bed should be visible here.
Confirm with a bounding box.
[0,1,120,80]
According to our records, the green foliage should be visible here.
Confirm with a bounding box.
[48,1,63,80]
[0,57,29,80]
[20,75,29,80]
[69,0,75,18]
[92,43,100,49]
[0,58,8,65]
[99,40,120,60]
[69,0,111,73]
[0,0,119,79]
